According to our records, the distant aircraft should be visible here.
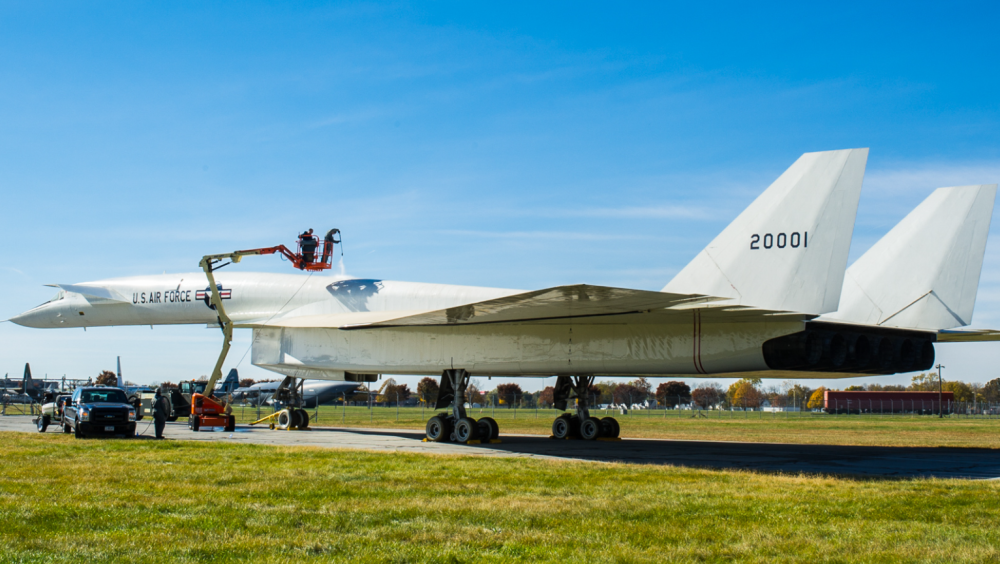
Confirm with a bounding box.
[9,149,999,442]
[230,379,363,408]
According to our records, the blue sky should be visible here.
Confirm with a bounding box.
[2,2,999,391]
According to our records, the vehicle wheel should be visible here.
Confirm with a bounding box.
[580,416,601,440]
[296,409,309,429]
[426,415,449,442]
[37,415,50,433]
[74,419,84,439]
[552,415,572,439]
[477,417,500,441]
[224,415,236,432]
[62,417,71,434]
[600,417,620,438]
[454,417,479,443]
[191,416,201,432]
[276,410,292,430]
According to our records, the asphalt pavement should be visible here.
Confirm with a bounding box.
[3,415,998,479]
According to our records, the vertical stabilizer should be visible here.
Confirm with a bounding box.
[664,148,868,314]
[822,184,997,330]
[116,356,123,388]
[220,369,240,394]
[23,363,31,388]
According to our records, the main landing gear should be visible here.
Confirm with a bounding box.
[425,369,500,444]
[550,375,620,440]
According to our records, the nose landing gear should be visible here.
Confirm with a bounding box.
[550,375,620,441]
[424,369,500,444]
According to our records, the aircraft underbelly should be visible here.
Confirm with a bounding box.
[251,321,802,377]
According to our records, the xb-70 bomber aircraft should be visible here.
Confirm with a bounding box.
[10,148,1000,443]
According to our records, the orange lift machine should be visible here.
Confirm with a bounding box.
[188,230,341,431]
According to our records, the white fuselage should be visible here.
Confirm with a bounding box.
[11,272,804,380]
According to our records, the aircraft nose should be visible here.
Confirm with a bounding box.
[8,302,68,328]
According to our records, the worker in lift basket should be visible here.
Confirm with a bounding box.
[298,228,317,268]
[152,388,170,439]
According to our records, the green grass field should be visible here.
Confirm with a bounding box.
[227,404,1000,449]
[0,432,998,563]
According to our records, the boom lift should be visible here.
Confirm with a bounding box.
[189,230,341,432]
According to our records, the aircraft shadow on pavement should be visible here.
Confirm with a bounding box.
[328,427,1000,480]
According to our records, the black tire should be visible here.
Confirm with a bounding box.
[454,417,479,443]
[580,416,601,440]
[552,415,572,439]
[37,415,50,433]
[426,415,449,442]
[296,409,309,429]
[191,416,201,432]
[73,419,84,439]
[478,416,499,440]
[600,416,620,438]
[62,417,71,434]
[224,415,236,433]
[568,415,582,438]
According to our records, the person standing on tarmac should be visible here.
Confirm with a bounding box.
[152,388,170,439]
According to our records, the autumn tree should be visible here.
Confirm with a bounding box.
[416,377,439,404]
[95,370,117,387]
[807,387,826,410]
[728,379,764,409]
[495,383,523,407]
[845,385,865,391]
[538,386,555,407]
[466,379,484,405]
[612,383,645,406]
[783,383,813,409]
[867,383,906,392]
[983,379,1000,403]
[691,383,724,409]
[942,380,973,402]
[656,381,691,407]
[909,372,938,391]
[239,378,256,388]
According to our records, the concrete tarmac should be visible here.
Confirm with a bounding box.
[4,415,999,479]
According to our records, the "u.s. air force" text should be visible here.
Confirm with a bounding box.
[133,290,192,304]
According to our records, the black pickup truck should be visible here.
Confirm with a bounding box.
[62,387,137,438]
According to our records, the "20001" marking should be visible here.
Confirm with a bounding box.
[750,232,806,250]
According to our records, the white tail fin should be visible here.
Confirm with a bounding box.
[663,148,868,314]
[822,184,997,330]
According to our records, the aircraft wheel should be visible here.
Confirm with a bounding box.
[37,415,50,433]
[552,414,573,439]
[600,417,620,438]
[276,410,292,430]
[477,417,498,440]
[454,417,479,443]
[426,416,449,442]
[580,417,601,440]
[296,409,310,429]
